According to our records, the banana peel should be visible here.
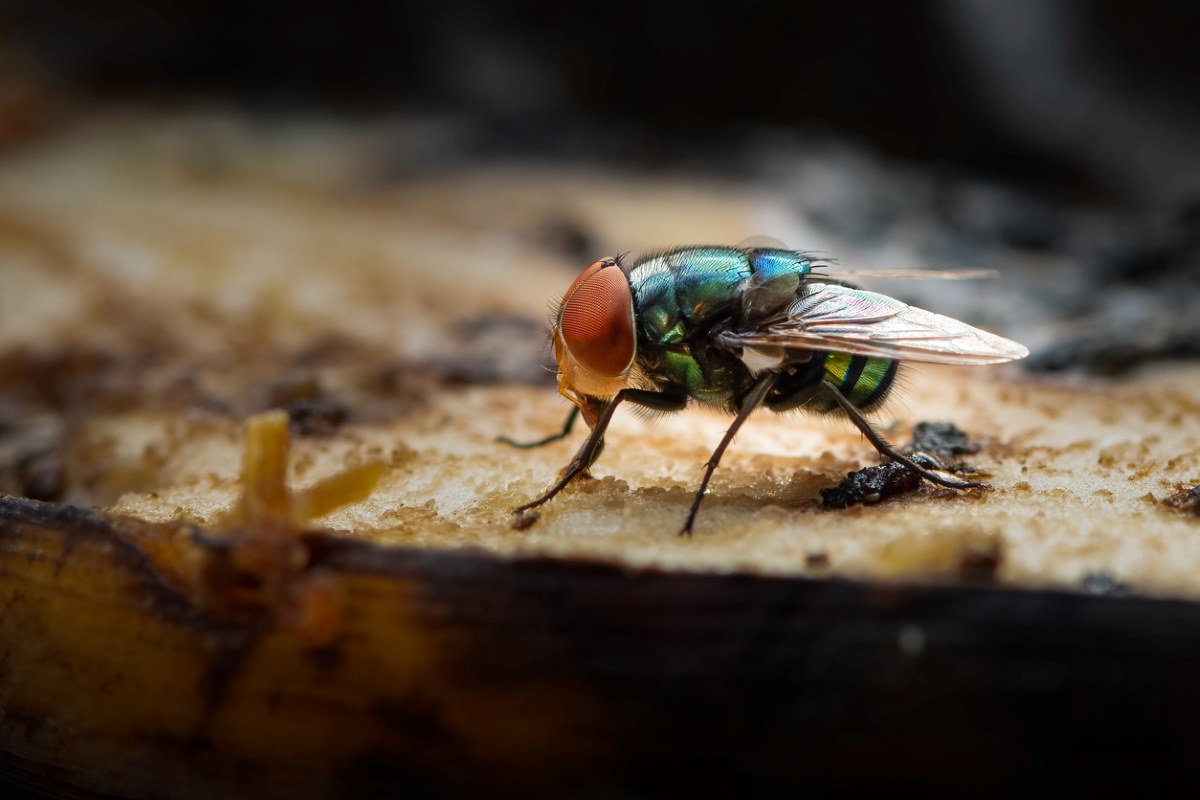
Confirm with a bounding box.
[0,497,612,798]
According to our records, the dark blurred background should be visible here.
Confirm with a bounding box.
[3,0,1199,373]
[5,0,1200,206]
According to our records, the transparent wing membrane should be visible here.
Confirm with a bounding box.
[726,283,1028,365]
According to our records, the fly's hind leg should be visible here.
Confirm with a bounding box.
[820,379,988,491]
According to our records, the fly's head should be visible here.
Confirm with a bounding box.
[551,256,636,425]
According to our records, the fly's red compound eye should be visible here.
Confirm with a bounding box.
[558,258,635,377]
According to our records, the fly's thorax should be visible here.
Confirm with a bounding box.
[552,257,637,406]
[620,246,816,409]
[738,249,809,318]
[628,246,813,347]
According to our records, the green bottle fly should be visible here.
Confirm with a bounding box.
[509,245,1028,536]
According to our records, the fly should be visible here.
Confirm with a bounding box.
[504,245,1028,536]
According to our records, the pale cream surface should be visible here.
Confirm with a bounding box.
[3,113,1198,596]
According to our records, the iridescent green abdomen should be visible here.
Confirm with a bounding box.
[816,353,899,412]
[760,352,898,413]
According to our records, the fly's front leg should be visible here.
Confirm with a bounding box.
[820,379,988,491]
[497,406,579,449]
[512,393,625,527]
[512,387,687,530]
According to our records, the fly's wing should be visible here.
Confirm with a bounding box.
[727,283,1028,365]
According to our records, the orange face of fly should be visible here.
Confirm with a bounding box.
[551,257,636,421]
